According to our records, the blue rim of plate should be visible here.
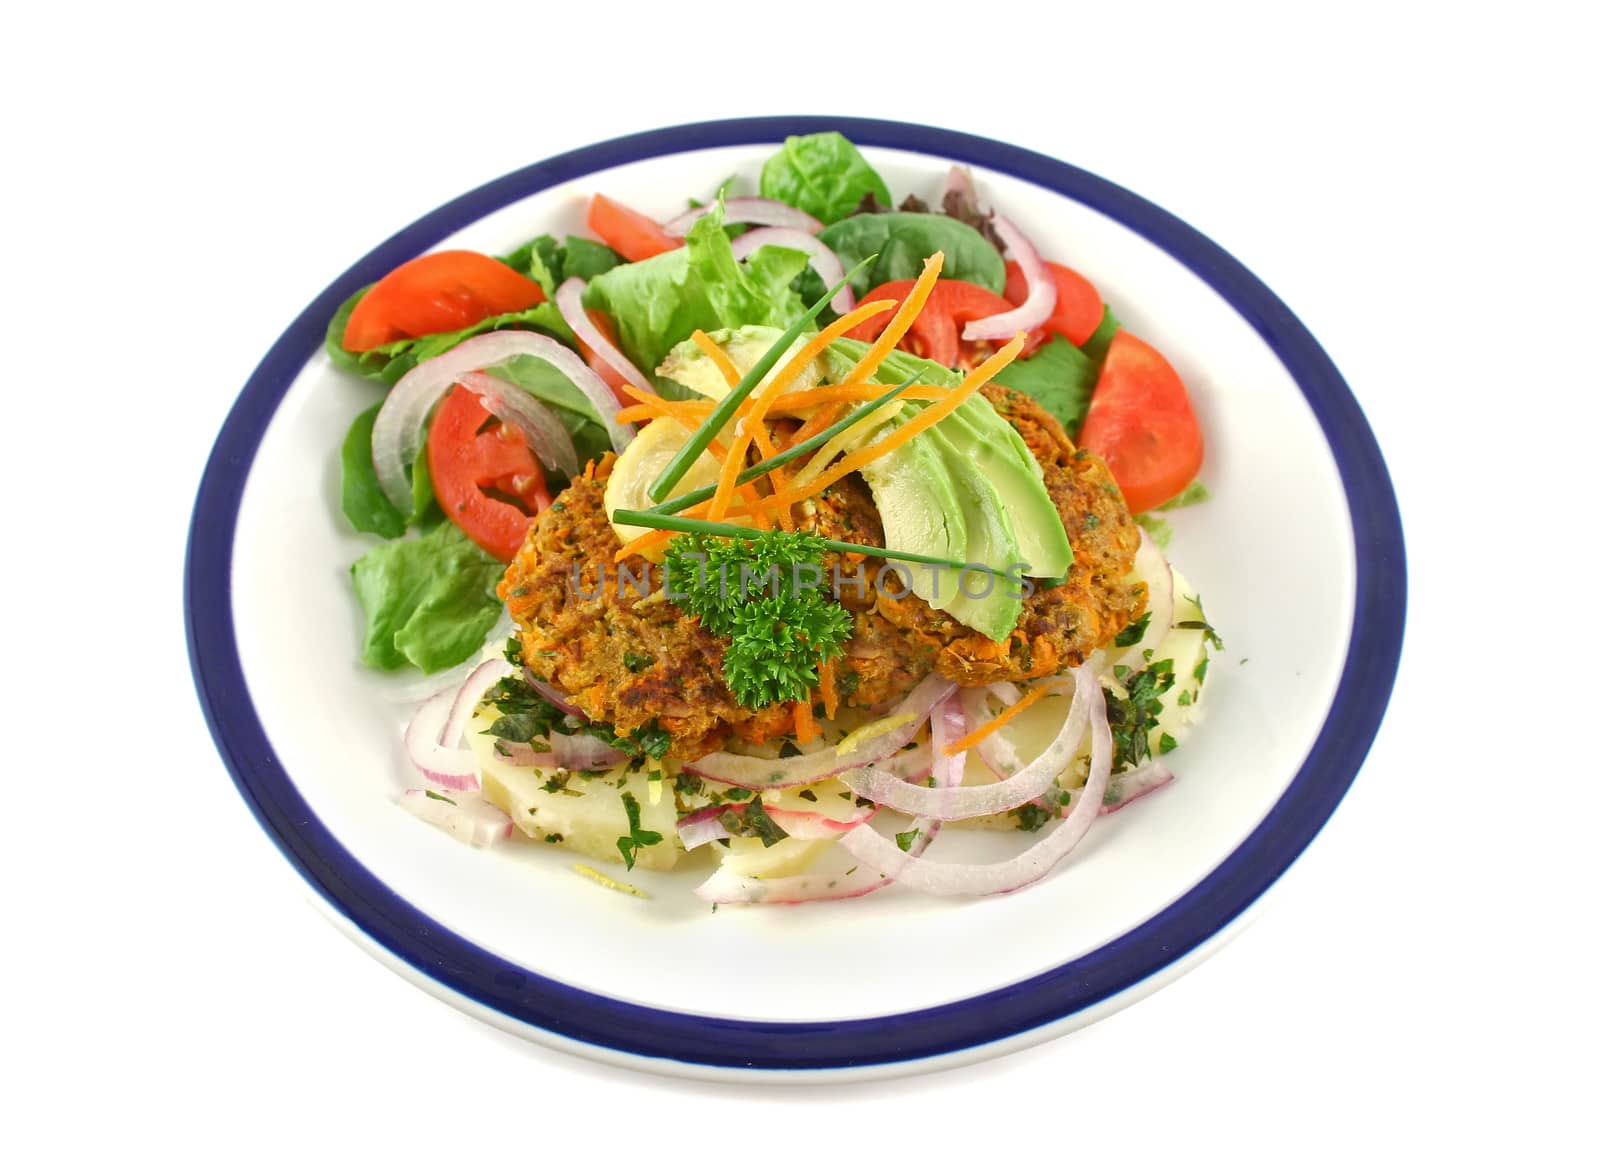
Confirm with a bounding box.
[186,116,1405,1071]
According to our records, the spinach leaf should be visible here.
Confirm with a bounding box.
[582,203,808,399]
[1080,304,1120,363]
[759,132,891,225]
[993,335,1098,439]
[505,234,623,296]
[340,403,407,538]
[816,213,1006,296]
[350,522,504,673]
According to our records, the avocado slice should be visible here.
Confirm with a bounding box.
[936,407,1073,579]
[658,324,824,400]
[924,426,1027,641]
[858,424,967,611]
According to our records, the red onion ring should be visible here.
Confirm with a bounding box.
[729,228,855,313]
[524,673,584,719]
[404,686,480,790]
[961,215,1057,343]
[553,278,654,396]
[397,788,513,848]
[371,331,629,512]
[494,730,627,772]
[841,672,1088,820]
[1111,530,1175,677]
[1090,761,1174,815]
[456,372,579,477]
[835,662,1112,896]
[439,659,514,750]
[678,801,879,851]
[662,197,823,238]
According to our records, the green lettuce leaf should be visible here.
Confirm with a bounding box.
[350,522,503,673]
[582,204,809,399]
[759,132,892,225]
[816,212,1006,296]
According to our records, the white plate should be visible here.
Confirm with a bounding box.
[187,117,1405,1081]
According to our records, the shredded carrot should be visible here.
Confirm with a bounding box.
[793,696,820,743]
[833,254,943,393]
[749,421,794,531]
[690,330,743,390]
[765,382,946,413]
[723,330,1025,522]
[787,402,845,449]
[614,528,673,562]
[944,681,1052,755]
[818,659,839,720]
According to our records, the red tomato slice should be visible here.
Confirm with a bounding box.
[587,194,683,263]
[1004,260,1103,346]
[844,280,1047,368]
[577,308,637,407]
[427,385,551,563]
[1077,331,1203,514]
[343,251,545,353]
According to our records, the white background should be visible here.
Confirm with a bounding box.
[6,1,1595,1149]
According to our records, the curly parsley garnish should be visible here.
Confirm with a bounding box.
[664,531,852,710]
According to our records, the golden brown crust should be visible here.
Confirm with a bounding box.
[498,385,1144,759]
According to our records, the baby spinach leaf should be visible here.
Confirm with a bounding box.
[350,522,504,674]
[994,335,1098,439]
[816,213,1006,296]
[759,132,891,225]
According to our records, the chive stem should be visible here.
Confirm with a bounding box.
[610,509,1035,582]
[644,257,875,503]
[650,370,929,516]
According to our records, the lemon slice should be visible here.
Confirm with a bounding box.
[603,417,726,552]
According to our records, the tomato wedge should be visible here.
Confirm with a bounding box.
[1004,260,1103,346]
[1077,331,1203,514]
[587,194,683,263]
[845,279,1047,368]
[343,251,545,353]
[427,385,551,563]
[577,308,637,407]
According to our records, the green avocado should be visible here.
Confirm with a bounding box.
[921,426,1027,641]
[658,325,824,401]
[858,425,967,612]
[936,405,1073,579]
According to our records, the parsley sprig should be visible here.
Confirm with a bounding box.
[617,791,663,870]
[664,530,851,710]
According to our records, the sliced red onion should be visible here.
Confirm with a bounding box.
[525,673,585,719]
[439,659,514,750]
[678,801,878,851]
[495,730,628,772]
[554,278,654,396]
[405,686,480,791]
[842,672,1088,821]
[457,372,579,478]
[943,164,978,207]
[961,215,1057,343]
[692,693,964,905]
[1112,530,1175,677]
[730,228,855,314]
[835,663,1113,897]
[681,675,954,790]
[371,331,629,512]
[397,788,513,848]
[1092,762,1174,815]
[662,197,823,238]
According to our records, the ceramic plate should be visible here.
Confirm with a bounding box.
[186,116,1405,1081]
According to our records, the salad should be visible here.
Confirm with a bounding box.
[329,131,1219,903]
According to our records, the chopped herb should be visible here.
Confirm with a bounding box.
[1177,689,1192,707]
[616,791,664,870]
[674,774,705,797]
[894,830,919,852]
[1115,612,1151,648]
[1084,513,1101,530]
[1240,657,1249,665]
[845,866,859,876]
[716,795,788,847]
[724,786,753,801]
[1014,801,1055,832]
[1105,660,1177,773]
[853,793,875,808]
[1158,732,1178,755]
[797,788,818,802]
[779,741,803,759]
[1195,656,1209,686]
[623,650,656,673]
[424,790,456,806]
[544,833,564,844]
[504,635,523,664]
[1113,665,1131,680]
